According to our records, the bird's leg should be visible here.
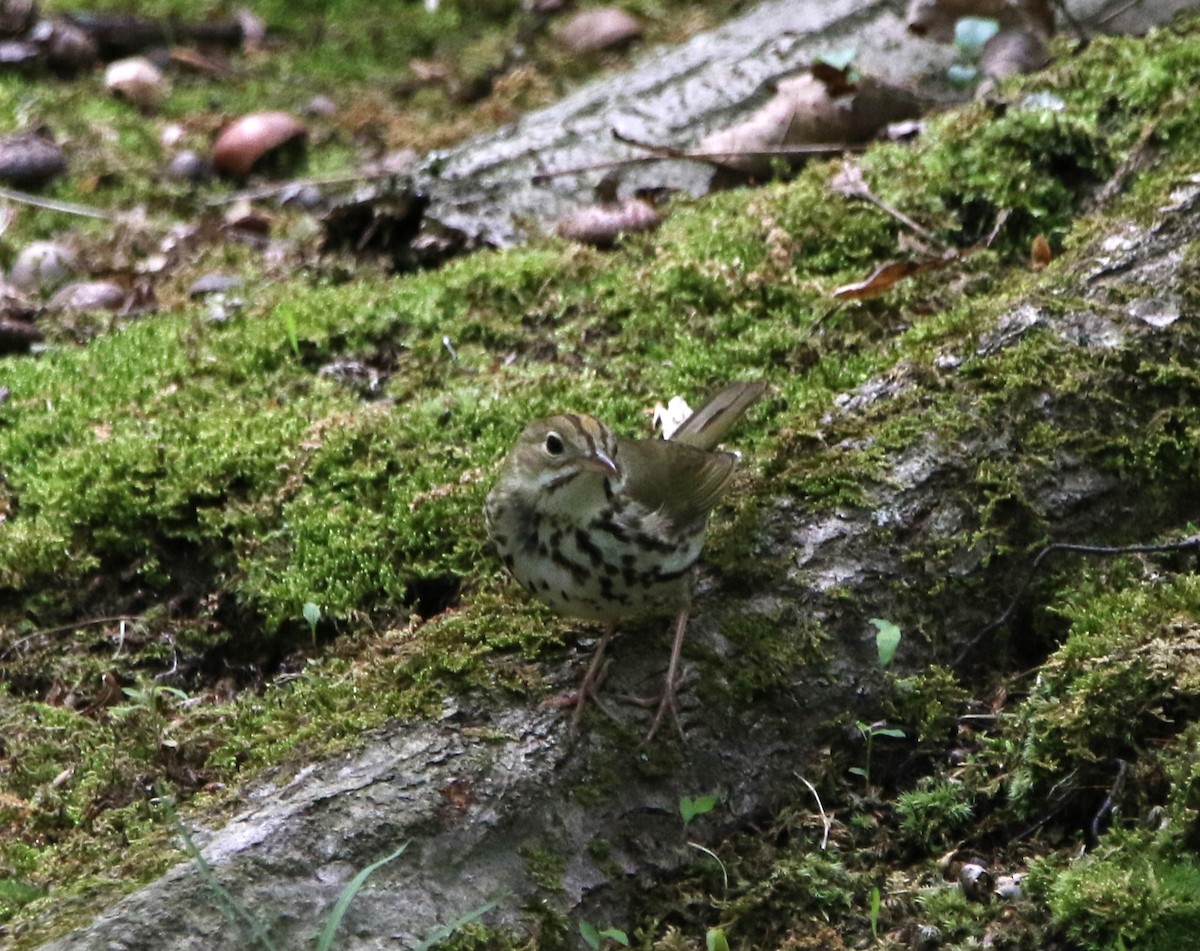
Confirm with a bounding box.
[642,608,690,744]
[567,623,616,730]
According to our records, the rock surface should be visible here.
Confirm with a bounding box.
[413,0,1192,246]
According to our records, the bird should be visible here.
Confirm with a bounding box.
[484,381,766,741]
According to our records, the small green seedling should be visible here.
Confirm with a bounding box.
[579,920,630,949]
[316,844,409,951]
[869,885,882,941]
[112,683,192,750]
[849,720,906,789]
[303,601,322,647]
[283,311,301,357]
[680,794,719,826]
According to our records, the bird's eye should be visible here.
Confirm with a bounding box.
[545,433,564,455]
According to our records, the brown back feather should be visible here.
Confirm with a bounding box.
[669,381,767,449]
[617,437,739,526]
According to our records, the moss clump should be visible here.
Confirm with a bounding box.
[519,843,567,893]
[885,666,968,746]
[1003,573,1200,819]
[1036,832,1200,951]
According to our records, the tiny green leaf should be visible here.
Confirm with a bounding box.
[599,927,630,946]
[283,312,300,357]
[411,893,507,951]
[869,618,902,667]
[679,794,718,825]
[303,601,322,627]
[579,920,601,950]
[707,928,730,951]
[316,843,408,951]
[848,767,867,778]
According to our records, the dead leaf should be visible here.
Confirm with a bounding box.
[699,67,923,176]
[1030,233,1052,268]
[829,160,870,199]
[555,197,661,248]
[554,7,642,53]
[981,27,1050,80]
[81,671,123,716]
[830,159,945,246]
[832,260,921,300]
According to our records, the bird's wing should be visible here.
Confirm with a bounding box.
[669,380,767,450]
[617,437,739,526]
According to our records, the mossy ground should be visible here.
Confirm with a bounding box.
[2,5,1200,949]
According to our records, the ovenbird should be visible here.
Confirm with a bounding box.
[484,381,766,741]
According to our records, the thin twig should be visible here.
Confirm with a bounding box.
[1090,0,1140,29]
[1089,758,1129,848]
[954,533,1200,667]
[532,135,862,184]
[0,185,113,220]
[1,614,139,659]
[204,169,404,206]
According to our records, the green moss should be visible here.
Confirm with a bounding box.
[894,777,975,850]
[3,16,1200,949]
[885,666,968,745]
[519,843,567,893]
[1003,573,1200,817]
[1043,832,1200,951]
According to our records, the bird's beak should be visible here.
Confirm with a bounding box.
[586,450,618,477]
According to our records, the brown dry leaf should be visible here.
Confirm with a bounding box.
[833,247,968,299]
[555,197,661,248]
[409,468,485,511]
[82,671,123,716]
[981,27,1050,80]
[0,792,32,817]
[439,779,473,813]
[832,260,921,300]
[408,58,451,86]
[698,67,922,176]
[830,158,945,246]
[1030,233,1052,269]
[43,680,77,708]
[554,7,642,53]
[169,45,235,78]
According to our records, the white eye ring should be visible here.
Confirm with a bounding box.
[545,433,564,455]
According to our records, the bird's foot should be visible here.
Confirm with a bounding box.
[541,626,617,731]
[618,669,697,744]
